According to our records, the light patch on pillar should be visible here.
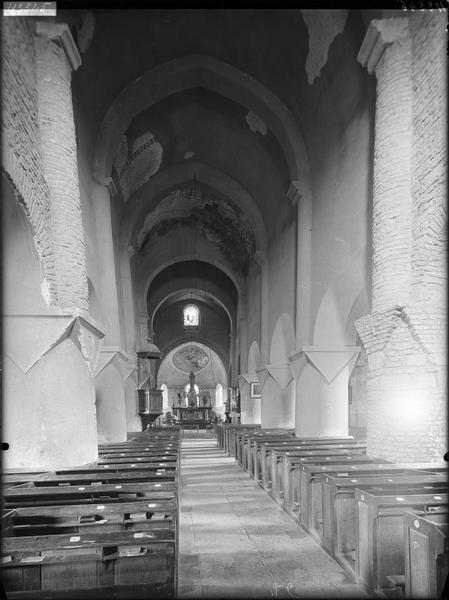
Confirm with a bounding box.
[385,388,428,426]
[40,277,52,306]
[300,9,348,85]
[119,131,163,202]
[245,111,268,136]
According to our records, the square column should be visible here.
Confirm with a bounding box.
[290,346,360,437]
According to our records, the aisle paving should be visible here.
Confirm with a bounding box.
[178,437,369,598]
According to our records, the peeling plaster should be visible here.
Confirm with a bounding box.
[301,9,348,85]
[114,131,163,201]
[137,188,256,274]
[246,111,267,135]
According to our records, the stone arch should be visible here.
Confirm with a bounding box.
[94,54,310,189]
[95,362,127,443]
[149,289,233,336]
[143,256,244,308]
[247,341,261,374]
[124,162,267,256]
[269,313,295,365]
[161,334,229,372]
[313,268,369,346]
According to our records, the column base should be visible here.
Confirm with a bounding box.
[3,313,104,469]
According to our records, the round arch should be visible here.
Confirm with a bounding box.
[269,313,295,365]
[94,54,310,189]
[121,161,267,257]
[149,288,233,335]
[313,267,369,346]
[157,341,228,407]
[143,256,244,307]
[159,334,229,374]
[247,341,261,374]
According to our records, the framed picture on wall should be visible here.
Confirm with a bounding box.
[250,382,261,398]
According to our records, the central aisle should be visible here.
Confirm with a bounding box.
[178,437,369,599]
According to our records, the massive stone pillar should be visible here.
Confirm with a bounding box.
[291,346,359,437]
[288,182,312,348]
[355,15,447,462]
[94,349,129,443]
[91,180,130,440]
[3,21,104,469]
[256,252,270,365]
[3,313,104,469]
[91,180,123,344]
[237,373,261,424]
[257,364,295,428]
[35,22,88,312]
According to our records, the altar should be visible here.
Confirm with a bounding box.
[172,406,212,425]
[171,369,213,426]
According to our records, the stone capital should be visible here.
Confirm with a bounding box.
[288,349,309,380]
[287,180,312,207]
[237,373,259,386]
[256,364,293,391]
[35,21,82,72]
[253,250,266,267]
[95,346,130,378]
[4,313,104,375]
[105,177,118,198]
[358,18,409,74]
[302,345,360,384]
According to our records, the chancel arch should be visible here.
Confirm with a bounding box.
[94,54,310,189]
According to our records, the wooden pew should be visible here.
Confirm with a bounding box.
[250,436,356,482]
[235,428,287,468]
[289,456,399,523]
[1,427,181,599]
[355,488,448,593]
[403,509,449,599]
[295,462,447,530]
[234,427,263,465]
[2,472,52,488]
[215,423,224,449]
[235,429,291,468]
[3,499,176,537]
[227,424,261,458]
[9,470,178,487]
[321,473,447,567]
[246,432,296,478]
[268,441,367,497]
[3,480,178,509]
[1,529,176,599]
[50,463,178,476]
[257,445,361,488]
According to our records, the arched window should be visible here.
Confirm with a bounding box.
[183,304,200,328]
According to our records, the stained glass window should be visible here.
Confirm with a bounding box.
[183,304,200,327]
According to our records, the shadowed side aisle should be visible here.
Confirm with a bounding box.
[178,437,369,599]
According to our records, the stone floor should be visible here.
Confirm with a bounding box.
[178,436,370,598]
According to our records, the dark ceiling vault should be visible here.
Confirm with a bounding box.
[138,186,256,274]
